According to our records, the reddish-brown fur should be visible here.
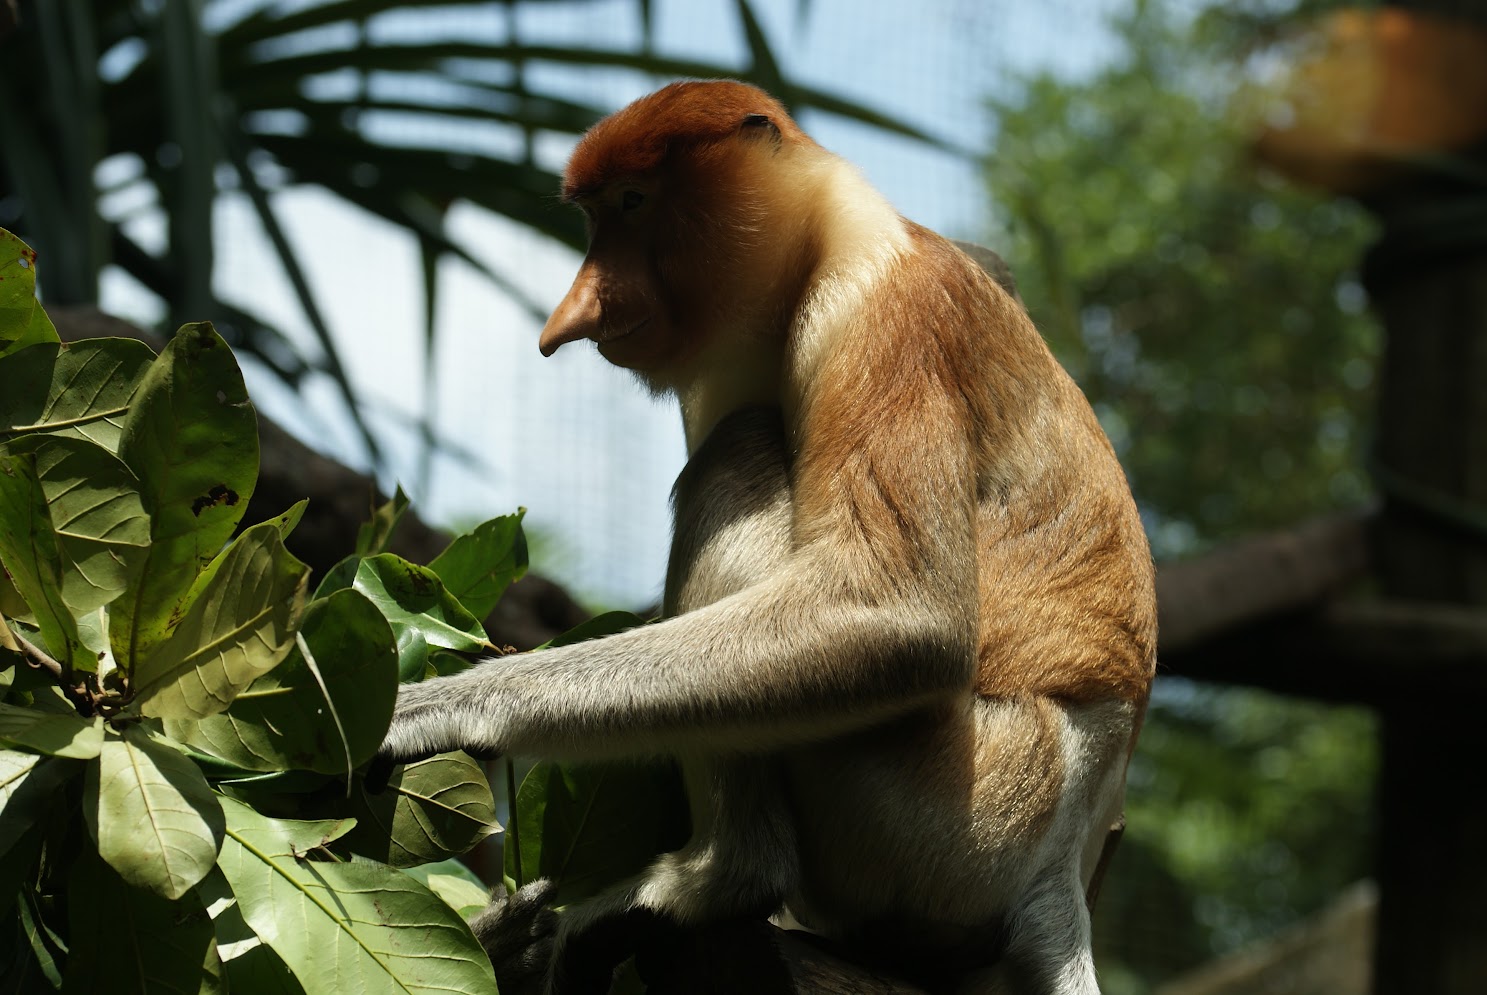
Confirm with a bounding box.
[556,80,1156,711]
[564,81,805,201]
[387,80,1160,993]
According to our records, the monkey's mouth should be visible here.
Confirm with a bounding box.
[600,316,652,345]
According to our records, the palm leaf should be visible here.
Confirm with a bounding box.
[0,0,951,475]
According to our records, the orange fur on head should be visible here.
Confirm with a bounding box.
[562,80,807,201]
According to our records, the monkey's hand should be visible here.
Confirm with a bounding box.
[367,672,507,791]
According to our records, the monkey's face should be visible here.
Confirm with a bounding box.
[539,179,682,374]
[539,157,784,386]
[541,80,817,387]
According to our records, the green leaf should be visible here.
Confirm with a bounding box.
[311,553,361,601]
[505,760,687,905]
[0,750,78,857]
[215,795,498,995]
[164,589,398,773]
[0,452,84,670]
[198,869,308,995]
[543,610,648,649]
[0,339,155,453]
[336,751,498,868]
[0,702,102,758]
[12,893,64,990]
[352,554,489,661]
[112,323,259,672]
[266,499,308,540]
[427,649,473,678]
[64,850,225,995]
[0,229,58,359]
[429,511,528,621]
[85,725,225,900]
[400,859,491,920]
[132,521,309,720]
[22,436,150,614]
[355,486,410,556]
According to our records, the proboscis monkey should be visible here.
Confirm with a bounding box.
[378,80,1157,995]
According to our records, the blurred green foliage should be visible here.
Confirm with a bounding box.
[987,2,1378,559]
[984,2,1378,988]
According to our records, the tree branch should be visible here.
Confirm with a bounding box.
[1156,508,1375,654]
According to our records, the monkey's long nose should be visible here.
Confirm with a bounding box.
[539,277,602,357]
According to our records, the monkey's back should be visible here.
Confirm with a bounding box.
[875,228,1157,707]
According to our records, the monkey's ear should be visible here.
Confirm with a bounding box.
[740,113,782,149]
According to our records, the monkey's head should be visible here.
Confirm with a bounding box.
[539,81,824,388]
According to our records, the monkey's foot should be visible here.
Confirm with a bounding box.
[470,879,559,995]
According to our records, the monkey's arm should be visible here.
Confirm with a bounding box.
[379,394,979,764]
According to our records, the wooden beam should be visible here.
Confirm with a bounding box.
[1156,511,1373,654]
[1158,599,1487,704]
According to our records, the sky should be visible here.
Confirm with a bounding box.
[101,0,1124,608]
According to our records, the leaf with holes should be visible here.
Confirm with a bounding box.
[0,228,58,358]
[111,323,258,672]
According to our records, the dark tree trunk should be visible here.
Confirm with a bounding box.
[1364,200,1487,993]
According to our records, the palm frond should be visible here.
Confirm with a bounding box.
[0,0,948,477]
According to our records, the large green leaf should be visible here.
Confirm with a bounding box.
[215,795,498,995]
[336,751,498,868]
[0,339,155,454]
[112,322,259,672]
[85,724,225,900]
[0,702,102,759]
[505,759,687,905]
[198,868,308,995]
[22,435,150,614]
[164,589,397,773]
[352,554,489,682]
[0,228,57,358]
[64,850,225,995]
[0,452,84,669]
[429,511,528,621]
[132,521,308,720]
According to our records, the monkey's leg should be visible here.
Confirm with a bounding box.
[539,758,800,995]
[978,868,1102,995]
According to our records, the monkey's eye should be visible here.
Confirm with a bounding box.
[621,189,646,212]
